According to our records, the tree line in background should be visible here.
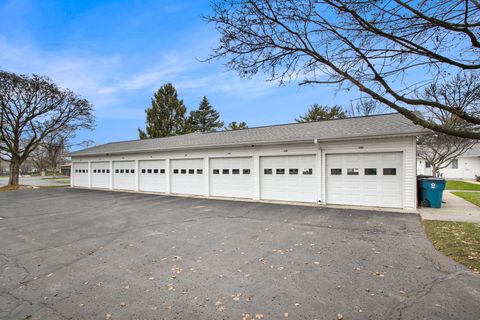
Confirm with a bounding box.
[138,83,390,139]
[137,83,250,139]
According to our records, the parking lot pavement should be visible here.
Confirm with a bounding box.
[0,188,479,320]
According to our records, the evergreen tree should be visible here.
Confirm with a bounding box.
[225,121,248,130]
[295,104,346,122]
[189,96,224,133]
[138,83,188,139]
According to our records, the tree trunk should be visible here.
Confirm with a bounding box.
[432,166,439,177]
[8,158,21,186]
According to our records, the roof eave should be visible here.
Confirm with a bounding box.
[69,131,425,158]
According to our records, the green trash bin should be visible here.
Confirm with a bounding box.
[418,178,446,208]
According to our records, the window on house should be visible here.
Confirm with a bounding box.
[189,169,195,174]
[102,169,106,173]
[383,168,397,175]
[115,169,119,173]
[197,169,203,174]
[93,169,97,173]
[160,169,165,174]
[147,169,152,174]
[302,168,313,175]
[264,169,272,174]
[425,162,431,168]
[330,168,342,175]
[364,168,377,175]
[125,169,130,174]
[276,168,285,175]
[232,169,240,174]
[452,159,459,169]
[347,168,359,175]
[289,168,299,175]
[181,169,187,174]
[131,169,135,174]
[173,169,179,174]
[106,169,110,173]
[154,169,159,174]
[243,169,251,174]
[222,169,230,174]
[213,169,220,174]
[141,169,146,173]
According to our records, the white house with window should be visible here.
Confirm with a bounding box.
[417,143,480,179]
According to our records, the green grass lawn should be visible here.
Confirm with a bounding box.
[423,220,480,273]
[452,191,480,207]
[42,177,70,183]
[445,180,480,191]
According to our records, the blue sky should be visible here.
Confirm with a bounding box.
[0,0,361,149]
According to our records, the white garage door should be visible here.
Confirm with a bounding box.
[171,159,204,195]
[113,161,135,190]
[139,160,166,192]
[91,162,110,189]
[326,152,403,208]
[210,157,254,198]
[260,155,318,202]
[72,162,89,187]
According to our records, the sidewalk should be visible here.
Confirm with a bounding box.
[419,190,480,223]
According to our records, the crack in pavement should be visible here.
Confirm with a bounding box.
[384,270,478,319]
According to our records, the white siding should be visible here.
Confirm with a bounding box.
[418,157,480,180]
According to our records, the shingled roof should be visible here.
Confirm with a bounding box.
[69,113,426,157]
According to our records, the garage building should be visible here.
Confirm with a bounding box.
[69,113,425,209]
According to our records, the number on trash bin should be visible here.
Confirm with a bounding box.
[431,183,436,189]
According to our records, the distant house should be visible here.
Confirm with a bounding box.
[417,144,480,179]
[61,162,71,176]
[0,158,9,176]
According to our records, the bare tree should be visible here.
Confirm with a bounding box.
[0,71,94,186]
[206,0,480,139]
[30,144,50,173]
[417,73,479,176]
[349,98,386,117]
[417,133,474,177]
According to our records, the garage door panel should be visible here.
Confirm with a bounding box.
[326,152,402,208]
[210,157,253,198]
[139,160,166,192]
[171,159,204,195]
[73,162,88,187]
[91,162,110,189]
[113,161,135,190]
[260,155,317,203]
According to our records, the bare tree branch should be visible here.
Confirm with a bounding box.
[206,0,480,138]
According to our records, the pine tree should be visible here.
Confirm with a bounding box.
[138,83,188,139]
[225,121,248,130]
[188,96,224,133]
[295,104,346,122]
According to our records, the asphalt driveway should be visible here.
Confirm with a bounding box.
[0,189,479,320]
